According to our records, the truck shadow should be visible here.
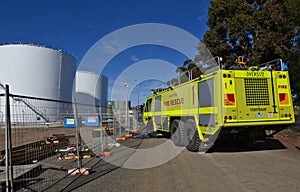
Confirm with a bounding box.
[206,138,287,153]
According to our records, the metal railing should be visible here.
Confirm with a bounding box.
[165,57,286,88]
[166,56,221,87]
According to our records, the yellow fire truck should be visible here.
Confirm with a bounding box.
[143,57,295,151]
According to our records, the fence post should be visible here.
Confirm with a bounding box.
[5,84,13,192]
[72,97,81,170]
[99,107,104,152]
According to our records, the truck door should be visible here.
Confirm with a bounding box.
[198,78,216,133]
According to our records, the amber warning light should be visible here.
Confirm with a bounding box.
[279,93,289,104]
[225,94,235,106]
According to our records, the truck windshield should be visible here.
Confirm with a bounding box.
[145,98,152,112]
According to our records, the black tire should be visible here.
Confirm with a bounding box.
[185,120,202,152]
[183,119,197,147]
[170,119,185,146]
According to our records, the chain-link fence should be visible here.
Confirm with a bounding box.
[0,84,124,191]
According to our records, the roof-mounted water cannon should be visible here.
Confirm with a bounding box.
[235,56,247,68]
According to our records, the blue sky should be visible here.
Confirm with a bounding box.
[0,0,210,106]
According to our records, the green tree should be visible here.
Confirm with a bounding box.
[287,0,300,103]
[174,59,204,85]
[200,0,300,101]
[175,59,197,74]
[200,0,255,64]
[175,59,196,82]
[201,0,297,64]
[251,0,295,63]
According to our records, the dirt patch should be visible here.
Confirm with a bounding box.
[0,127,76,150]
[273,129,300,150]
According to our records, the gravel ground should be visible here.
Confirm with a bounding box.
[49,136,300,192]
[0,127,76,150]
[1,125,299,192]
[274,129,300,150]
[14,130,300,192]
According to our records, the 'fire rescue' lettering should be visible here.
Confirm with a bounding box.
[164,98,184,106]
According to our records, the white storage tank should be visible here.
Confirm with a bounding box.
[0,44,76,123]
[0,44,76,100]
[75,71,108,115]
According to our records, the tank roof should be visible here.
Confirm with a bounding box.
[0,42,76,59]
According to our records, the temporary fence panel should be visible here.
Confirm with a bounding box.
[0,85,120,191]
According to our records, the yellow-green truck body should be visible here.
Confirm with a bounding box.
[143,65,294,151]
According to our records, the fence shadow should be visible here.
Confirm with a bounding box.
[39,138,144,192]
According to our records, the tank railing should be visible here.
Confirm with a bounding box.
[13,97,50,123]
[0,82,5,91]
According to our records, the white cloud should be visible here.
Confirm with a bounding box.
[130,55,139,62]
[197,15,206,21]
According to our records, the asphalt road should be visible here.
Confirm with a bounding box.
[42,137,300,192]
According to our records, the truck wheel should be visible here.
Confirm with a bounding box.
[183,119,197,147]
[170,119,185,146]
[185,120,214,152]
[185,120,202,152]
[186,130,202,152]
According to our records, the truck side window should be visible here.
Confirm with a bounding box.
[145,98,152,112]
[155,96,161,112]
[198,78,214,107]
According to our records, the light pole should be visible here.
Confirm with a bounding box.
[134,80,140,106]
[134,80,140,123]
[124,82,129,130]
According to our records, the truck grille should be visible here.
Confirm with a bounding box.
[244,78,270,106]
